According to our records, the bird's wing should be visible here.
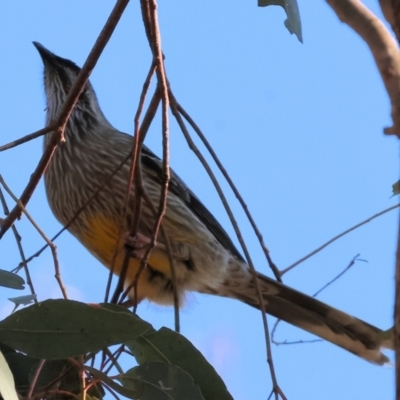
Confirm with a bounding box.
[140,145,245,262]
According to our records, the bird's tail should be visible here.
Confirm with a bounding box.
[225,271,391,364]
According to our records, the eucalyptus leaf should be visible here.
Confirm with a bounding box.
[258,0,302,43]
[0,270,24,290]
[121,362,204,400]
[8,294,36,306]
[0,299,151,359]
[86,366,143,399]
[127,327,233,400]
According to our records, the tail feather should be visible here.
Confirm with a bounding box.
[229,272,389,364]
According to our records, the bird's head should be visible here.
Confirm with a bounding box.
[33,42,108,129]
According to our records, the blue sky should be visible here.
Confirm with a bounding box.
[0,1,397,399]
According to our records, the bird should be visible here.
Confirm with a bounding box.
[33,41,391,364]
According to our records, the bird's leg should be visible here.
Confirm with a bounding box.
[124,232,166,259]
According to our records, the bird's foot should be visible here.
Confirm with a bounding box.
[124,232,165,259]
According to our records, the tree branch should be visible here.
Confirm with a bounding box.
[327,0,400,136]
[0,0,129,239]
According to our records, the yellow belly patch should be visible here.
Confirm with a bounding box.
[80,214,173,303]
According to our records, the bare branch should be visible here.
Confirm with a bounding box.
[0,125,55,152]
[327,0,400,136]
[169,91,284,397]
[281,203,400,275]
[147,0,180,330]
[312,254,365,297]
[0,0,129,239]
[0,186,36,299]
[0,176,67,299]
[105,62,156,304]
[380,1,400,43]
[177,103,281,281]
[27,359,46,399]
[109,89,161,305]
[114,0,181,332]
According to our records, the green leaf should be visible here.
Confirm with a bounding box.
[0,270,24,290]
[258,0,303,43]
[127,327,232,400]
[0,299,151,359]
[120,362,205,400]
[87,366,143,399]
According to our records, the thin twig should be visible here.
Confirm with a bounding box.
[126,6,161,315]
[109,87,161,304]
[312,254,365,297]
[147,0,180,331]
[119,183,180,332]
[114,0,181,331]
[119,183,181,332]
[0,124,55,152]
[0,176,67,299]
[0,130,57,239]
[271,318,322,346]
[31,358,81,398]
[272,254,365,346]
[0,0,129,240]
[105,62,156,303]
[177,103,281,281]
[13,152,132,274]
[170,92,282,396]
[84,378,104,399]
[0,186,36,300]
[100,344,125,375]
[14,88,163,275]
[12,89,158,301]
[102,346,125,375]
[267,387,287,400]
[127,62,157,235]
[27,359,46,399]
[80,356,86,400]
[85,367,131,400]
[102,384,121,400]
[281,203,400,276]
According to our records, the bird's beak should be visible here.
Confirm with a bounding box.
[33,42,57,65]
